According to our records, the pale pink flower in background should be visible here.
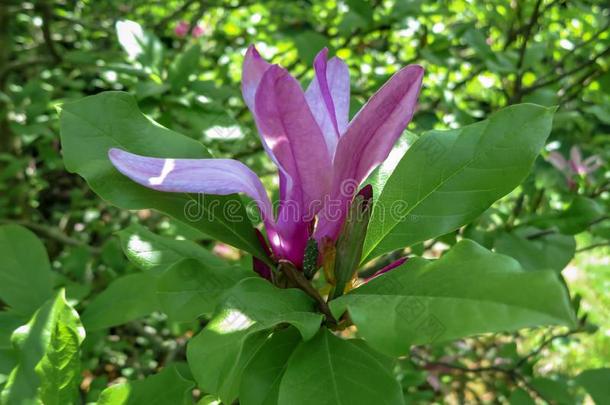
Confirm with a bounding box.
[547,145,604,188]
[174,21,189,37]
[192,24,205,38]
[212,242,241,261]
[175,20,206,38]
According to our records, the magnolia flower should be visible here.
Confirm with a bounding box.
[174,21,206,38]
[108,45,423,268]
[547,145,603,187]
[192,24,205,38]
[174,21,189,37]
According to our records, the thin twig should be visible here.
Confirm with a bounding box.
[0,219,101,254]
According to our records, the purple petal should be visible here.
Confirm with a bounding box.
[334,64,424,185]
[316,64,424,240]
[254,64,332,210]
[253,256,273,280]
[241,45,272,112]
[583,155,604,173]
[570,145,583,168]
[305,48,350,158]
[547,151,568,171]
[365,256,408,282]
[108,148,274,223]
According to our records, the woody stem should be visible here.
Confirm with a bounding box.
[278,260,338,327]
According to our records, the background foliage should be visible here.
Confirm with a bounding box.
[0,0,609,403]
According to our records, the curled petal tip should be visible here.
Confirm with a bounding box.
[357,184,373,203]
[246,44,260,58]
[315,47,329,60]
[108,147,130,166]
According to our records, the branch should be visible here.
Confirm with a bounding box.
[35,0,61,63]
[154,0,198,31]
[576,241,610,253]
[510,0,543,104]
[0,219,101,254]
[540,20,610,84]
[278,260,337,327]
[523,45,610,94]
[526,216,609,240]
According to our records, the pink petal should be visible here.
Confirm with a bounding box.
[583,155,604,173]
[547,151,568,171]
[570,145,583,168]
[108,148,274,224]
[365,257,408,282]
[241,45,272,112]
[192,25,205,38]
[334,64,424,184]
[254,64,332,211]
[305,48,350,158]
[254,65,334,265]
[316,64,424,240]
[241,46,291,202]
[174,21,189,37]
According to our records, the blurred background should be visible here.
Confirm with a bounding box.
[0,0,609,403]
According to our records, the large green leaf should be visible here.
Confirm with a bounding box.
[1,290,85,405]
[363,104,555,261]
[575,368,610,404]
[157,258,250,321]
[187,326,269,405]
[239,327,302,405]
[81,272,160,330]
[277,328,405,405]
[59,91,265,259]
[97,364,195,405]
[364,131,418,203]
[331,240,575,356]
[0,225,54,316]
[218,278,323,341]
[494,227,575,272]
[187,278,323,403]
[0,312,25,380]
[118,223,226,272]
[533,196,606,235]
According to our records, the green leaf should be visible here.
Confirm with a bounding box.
[35,297,85,405]
[509,388,535,405]
[363,104,555,262]
[292,31,329,65]
[187,326,269,404]
[118,223,226,272]
[168,44,201,92]
[552,196,605,235]
[0,312,25,380]
[239,327,302,405]
[97,364,195,405]
[59,91,265,259]
[187,278,323,403]
[364,131,419,203]
[529,377,574,405]
[575,368,610,404]
[81,272,160,330]
[115,20,164,72]
[331,240,575,356]
[0,225,54,316]
[494,227,575,272]
[218,278,323,341]
[277,328,405,405]
[2,290,85,405]
[157,258,250,321]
